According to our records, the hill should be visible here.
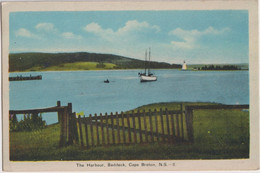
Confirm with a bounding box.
[9,52,181,72]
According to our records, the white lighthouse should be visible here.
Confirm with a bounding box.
[182,61,187,70]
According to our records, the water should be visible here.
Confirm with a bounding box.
[9,70,249,124]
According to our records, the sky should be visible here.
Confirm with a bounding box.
[9,10,248,64]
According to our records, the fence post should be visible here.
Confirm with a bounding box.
[127,112,132,143]
[185,106,190,142]
[100,113,105,145]
[143,110,148,142]
[105,113,110,145]
[89,114,94,147]
[176,114,180,139]
[116,112,121,144]
[59,108,67,147]
[149,109,154,142]
[78,115,84,147]
[180,104,184,141]
[84,116,89,147]
[132,111,137,143]
[185,106,194,143]
[154,109,159,142]
[68,112,78,145]
[137,110,143,143]
[165,108,171,142]
[121,111,127,144]
[68,103,73,145]
[58,109,63,147]
[170,112,175,143]
[57,101,61,123]
[73,112,79,144]
[95,113,100,146]
[160,108,165,142]
[110,112,116,145]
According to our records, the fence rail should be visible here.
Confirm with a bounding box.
[9,106,66,114]
[186,104,249,110]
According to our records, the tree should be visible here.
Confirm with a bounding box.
[96,62,106,68]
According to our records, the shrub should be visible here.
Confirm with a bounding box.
[10,113,46,132]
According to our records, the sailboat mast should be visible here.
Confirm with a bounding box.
[144,49,147,75]
[148,47,151,75]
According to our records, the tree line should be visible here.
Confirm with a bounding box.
[9,52,181,72]
[199,65,241,71]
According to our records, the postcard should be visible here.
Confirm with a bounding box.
[1,0,259,171]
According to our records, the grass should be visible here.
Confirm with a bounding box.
[27,62,117,71]
[10,123,60,161]
[9,102,249,161]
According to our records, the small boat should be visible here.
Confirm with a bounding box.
[139,48,157,82]
[104,79,109,83]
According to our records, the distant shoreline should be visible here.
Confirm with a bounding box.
[9,68,180,73]
[9,68,248,73]
[185,69,249,72]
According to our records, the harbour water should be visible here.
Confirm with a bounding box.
[9,69,249,124]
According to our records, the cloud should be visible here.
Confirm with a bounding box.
[84,22,113,34]
[171,40,194,49]
[169,26,231,49]
[117,20,160,34]
[83,22,114,41]
[35,23,57,32]
[169,26,230,38]
[83,20,160,42]
[15,28,39,39]
[203,26,231,35]
[61,32,82,39]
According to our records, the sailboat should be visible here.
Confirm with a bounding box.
[138,48,157,82]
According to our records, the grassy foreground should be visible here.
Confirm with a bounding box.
[10,102,249,161]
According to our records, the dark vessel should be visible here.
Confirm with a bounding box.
[9,75,42,81]
[104,79,110,83]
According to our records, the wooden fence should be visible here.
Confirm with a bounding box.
[10,101,249,148]
[76,105,188,148]
[9,101,78,147]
